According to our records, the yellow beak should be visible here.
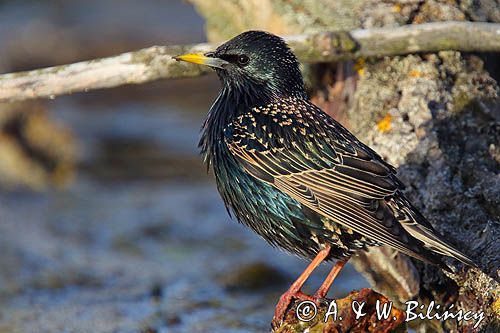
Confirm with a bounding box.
[173,53,229,69]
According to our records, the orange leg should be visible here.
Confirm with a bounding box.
[313,258,348,299]
[273,245,331,323]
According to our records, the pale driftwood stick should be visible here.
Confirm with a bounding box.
[0,44,215,103]
[0,22,499,103]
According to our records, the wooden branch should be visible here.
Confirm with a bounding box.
[0,22,499,103]
[0,44,215,103]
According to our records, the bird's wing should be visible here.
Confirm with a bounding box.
[225,99,455,264]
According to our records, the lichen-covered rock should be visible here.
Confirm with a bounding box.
[351,50,499,332]
[272,288,407,333]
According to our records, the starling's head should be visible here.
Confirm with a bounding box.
[175,31,306,98]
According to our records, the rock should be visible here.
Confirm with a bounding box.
[218,262,287,292]
[0,102,77,190]
[271,288,407,333]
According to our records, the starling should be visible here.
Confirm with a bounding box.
[174,31,477,323]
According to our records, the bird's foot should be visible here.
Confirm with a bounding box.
[273,290,316,325]
[312,288,328,300]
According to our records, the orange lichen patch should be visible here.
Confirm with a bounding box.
[377,114,392,133]
[413,15,424,24]
[354,58,366,77]
[493,296,500,318]
[392,4,402,13]
[409,69,423,78]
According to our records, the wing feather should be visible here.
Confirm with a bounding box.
[225,99,475,267]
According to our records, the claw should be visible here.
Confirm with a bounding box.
[273,290,315,324]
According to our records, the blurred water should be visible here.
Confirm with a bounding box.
[0,1,369,332]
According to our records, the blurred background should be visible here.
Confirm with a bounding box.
[0,1,368,332]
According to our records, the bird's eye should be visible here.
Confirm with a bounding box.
[237,54,249,66]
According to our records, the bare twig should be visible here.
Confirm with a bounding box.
[0,22,499,103]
